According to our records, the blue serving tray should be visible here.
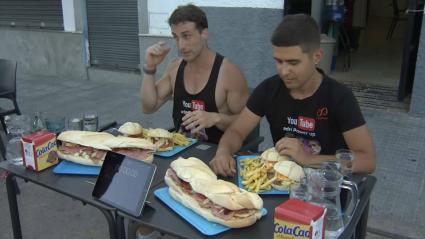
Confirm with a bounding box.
[53,160,101,175]
[236,155,289,195]
[155,138,197,157]
[154,187,267,236]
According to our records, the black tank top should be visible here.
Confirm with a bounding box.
[172,53,224,144]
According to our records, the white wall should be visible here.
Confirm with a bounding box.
[147,0,284,35]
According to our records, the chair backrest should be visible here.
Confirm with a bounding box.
[0,119,7,160]
[0,58,17,96]
[239,87,265,153]
[240,123,264,153]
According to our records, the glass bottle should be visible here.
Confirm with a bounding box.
[32,112,45,132]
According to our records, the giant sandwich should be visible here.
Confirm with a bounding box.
[146,128,174,151]
[102,136,156,163]
[118,122,145,138]
[272,161,305,191]
[165,157,264,228]
[57,131,115,166]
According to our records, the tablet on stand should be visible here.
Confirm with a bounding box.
[92,151,156,217]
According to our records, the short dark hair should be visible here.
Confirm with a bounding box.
[271,14,320,53]
[168,4,208,32]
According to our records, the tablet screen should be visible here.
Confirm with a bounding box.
[92,151,156,217]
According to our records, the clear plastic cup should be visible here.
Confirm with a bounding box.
[45,115,66,134]
[335,149,354,176]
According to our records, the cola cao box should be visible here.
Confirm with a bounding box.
[274,199,325,239]
[21,131,58,171]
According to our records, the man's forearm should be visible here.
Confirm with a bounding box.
[214,113,239,131]
[302,152,375,173]
[140,73,158,113]
[351,151,376,173]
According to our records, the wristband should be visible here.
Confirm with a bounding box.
[143,64,156,75]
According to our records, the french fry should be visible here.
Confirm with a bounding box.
[242,177,255,185]
[245,167,263,178]
[260,175,277,189]
[247,181,257,191]
[172,133,190,146]
[240,157,280,193]
[240,157,259,165]
[254,174,267,192]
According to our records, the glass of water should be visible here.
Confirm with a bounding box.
[335,149,354,176]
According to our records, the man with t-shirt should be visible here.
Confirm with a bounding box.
[210,14,376,177]
[140,4,248,144]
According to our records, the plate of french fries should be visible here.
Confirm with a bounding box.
[155,133,197,157]
[237,155,289,195]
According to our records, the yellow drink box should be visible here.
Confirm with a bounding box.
[21,131,59,171]
[274,199,325,239]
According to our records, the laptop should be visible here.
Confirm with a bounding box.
[92,151,156,217]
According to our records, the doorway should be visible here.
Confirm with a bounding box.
[330,0,422,111]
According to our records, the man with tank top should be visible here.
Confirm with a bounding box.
[140,4,248,145]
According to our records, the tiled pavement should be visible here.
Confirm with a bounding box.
[0,74,424,239]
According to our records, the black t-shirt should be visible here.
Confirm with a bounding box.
[247,73,365,155]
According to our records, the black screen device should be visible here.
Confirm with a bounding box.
[92,151,156,217]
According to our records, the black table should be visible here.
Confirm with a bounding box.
[0,141,376,239]
[119,142,377,239]
[0,161,119,239]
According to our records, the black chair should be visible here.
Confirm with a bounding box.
[0,59,21,132]
[386,0,407,40]
[239,124,264,153]
[0,120,7,161]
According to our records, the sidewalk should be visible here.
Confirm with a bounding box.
[0,74,424,239]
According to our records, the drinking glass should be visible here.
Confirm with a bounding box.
[45,115,66,134]
[335,149,354,176]
[68,117,83,130]
[83,113,98,131]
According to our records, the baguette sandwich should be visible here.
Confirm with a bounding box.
[146,128,174,151]
[272,161,305,191]
[260,147,289,170]
[165,157,264,228]
[102,136,156,163]
[118,122,146,138]
[57,131,114,166]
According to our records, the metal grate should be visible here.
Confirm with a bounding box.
[86,0,140,71]
[0,0,63,30]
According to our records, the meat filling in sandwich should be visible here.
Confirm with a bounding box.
[57,131,115,166]
[102,136,156,163]
[146,128,174,151]
[164,157,264,228]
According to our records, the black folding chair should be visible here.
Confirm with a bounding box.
[387,0,407,40]
[239,124,264,153]
[0,59,21,132]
